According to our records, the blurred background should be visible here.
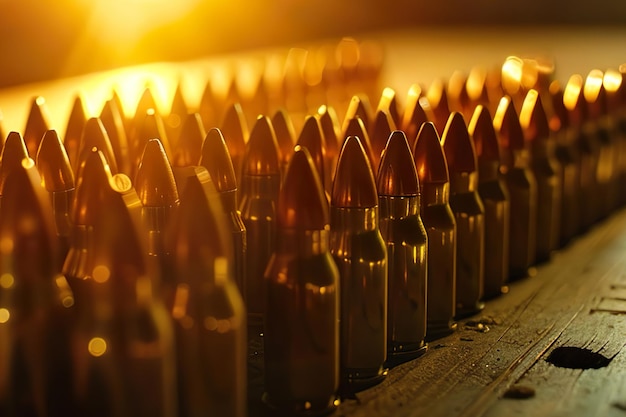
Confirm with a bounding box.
[1,0,626,88]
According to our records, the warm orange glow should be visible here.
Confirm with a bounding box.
[92,265,111,283]
[0,273,14,289]
[583,69,604,103]
[88,337,108,357]
[563,74,584,111]
[603,69,622,93]
[501,56,524,96]
[0,308,9,324]
[466,67,487,102]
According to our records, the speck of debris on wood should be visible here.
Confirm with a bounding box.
[460,337,474,342]
[503,385,535,399]
[464,322,490,333]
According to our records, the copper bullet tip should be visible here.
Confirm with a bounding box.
[243,115,280,176]
[583,69,607,119]
[135,138,179,207]
[318,105,340,156]
[73,149,113,226]
[370,110,395,169]
[343,94,373,133]
[493,96,525,151]
[221,103,248,156]
[36,129,75,192]
[279,146,329,230]
[271,109,296,163]
[377,130,419,196]
[413,122,450,184]
[23,96,51,158]
[79,117,119,174]
[172,113,205,167]
[296,115,326,185]
[0,131,30,194]
[442,112,478,173]
[200,128,237,193]
[343,117,374,166]
[427,78,451,134]
[331,136,378,208]
[401,84,428,145]
[563,74,587,127]
[519,89,550,142]
[468,106,501,162]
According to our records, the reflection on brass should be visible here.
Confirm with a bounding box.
[330,136,387,392]
[377,130,428,364]
[264,146,339,414]
[413,122,457,340]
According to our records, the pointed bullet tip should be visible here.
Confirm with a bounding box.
[36,129,75,192]
[243,116,280,176]
[493,97,525,151]
[468,106,501,162]
[442,112,477,173]
[377,130,419,196]
[135,138,179,207]
[172,113,204,167]
[200,128,237,193]
[331,136,378,208]
[413,122,449,184]
[519,89,550,141]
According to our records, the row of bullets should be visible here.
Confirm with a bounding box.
[0,38,625,416]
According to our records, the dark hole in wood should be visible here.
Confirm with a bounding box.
[546,346,612,369]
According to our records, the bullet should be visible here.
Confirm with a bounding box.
[412,122,457,339]
[377,130,428,364]
[343,116,375,168]
[166,83,189,145]
[330,136,387,392]
[168,167,246,417]
[466,67,494,115]
[130,109,170,177]
[36,129,75,265]
[442,112,485,317]
[0,158,75,417]
[0,132,30,210]
[65,95,88,172]
[549,81,582,244]
[70,166,177,417]
[296,115,327,199]
[376,87,402,129]
[448,71,472,119]
[199,78,220,129]
[132,87,160,129]
[342,94,373,134]
[401,84,428,148]
[519,89,562,262]
[23,96,51,159]
[200,127,247,301]
[271,108,296,176]
[171,113,205,168]
[77,117,119,175]
[221,103,249,184]
[100,97,131,176]
[317,105,341,193]
[134,138,180,307]
[584,70,617,217]
[468,106,511,299]
[263,146,340,414]
[493,96,537,279]
[239,115,281,332]
[426,78,451,136]
[369,109,395,172]
[563,74,600,230]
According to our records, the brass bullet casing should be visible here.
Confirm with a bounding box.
[168,167,247,417]
[36,129,76,265]
[134,138,180,307]
[264,146,340,414]
[0,159,75,416]
[442,112,486,318]
[377,130,428,365]
[468,106,511,299]
[413,122,457,340]
[564,74,601,230]
[200,128,247,301]
[520,89,562,262]
[330,136,388,392]
[549,81,582,244]
[494,96,538,280]
[239,115,281,331]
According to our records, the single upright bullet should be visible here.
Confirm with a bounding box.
[0,159,75,417]
[70,167,177,417]
[271,109,296,176]
[77,117,119,175]
[342,94,373,134]
[200,128,247,301]
[413,122,457,339]
[369,109,395,172]
[468,106,511,299]
[377,130,428,364]
[36,129,75,265]
[168,168,246,417]
[549,81,582,244]
[564,74,600,230]
[401,84,428,148]
[221,103,249,183]
[23,96,51,159]
[264,146,340,414]
[171,113,205,168]
[427,79,451,136]
[493,96,537,279]
[134,138,180,307]
[0,132,29,210]
[442,112,485,317]
[239,116,281,332]
[330,136,387,391]
[519,89,562,262]
[317,105,341,193]
[65,95,88,172]
[130,109,170,177]
[296,115,327,199]
[376,87,402,129]
[343,116,375,168]
[132,87,160,130]
[100,97,131,175]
